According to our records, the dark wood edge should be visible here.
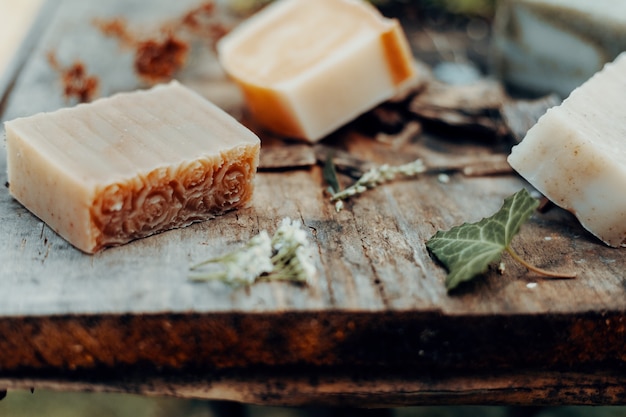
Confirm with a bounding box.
[1,309,625,405]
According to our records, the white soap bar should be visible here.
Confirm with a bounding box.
[508,53,626,247]
[492,0,626,97]
[217,0,417,142]
[5,81,260,253]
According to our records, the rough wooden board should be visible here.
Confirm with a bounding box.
[1,0,626,406]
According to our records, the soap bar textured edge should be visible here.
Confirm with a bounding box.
[5,82,261,253]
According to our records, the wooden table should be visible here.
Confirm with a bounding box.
[1,0,625,407]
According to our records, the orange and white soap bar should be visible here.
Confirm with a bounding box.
[5,81,260,253]
[217,0,417,142]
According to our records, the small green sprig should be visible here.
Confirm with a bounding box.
[327,158,426,212]
[189,218,316,286]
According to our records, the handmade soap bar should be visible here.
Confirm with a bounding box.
[5,81,260,253]
[508,53,626,247]
[492,0,626,97]
[217,0,417,142]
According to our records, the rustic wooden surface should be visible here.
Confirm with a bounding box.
[1,0,626,407]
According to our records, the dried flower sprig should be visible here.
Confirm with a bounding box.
[328,158,426,212]
[189,218,316,285]
[189,230,274,285]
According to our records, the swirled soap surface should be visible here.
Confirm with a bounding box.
[5,81,260,253]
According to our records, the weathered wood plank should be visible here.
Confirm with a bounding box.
[1,0,626,406]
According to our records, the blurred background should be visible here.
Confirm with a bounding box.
[4,389,626,417]
[0,0,43,73]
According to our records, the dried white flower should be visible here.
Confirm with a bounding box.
[189,230,273,284]
[189,218,316,286]
[267,218,317,285]
[437,173,450,184]
[330,158,426,211]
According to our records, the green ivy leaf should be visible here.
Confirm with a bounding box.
[426,189,539,290]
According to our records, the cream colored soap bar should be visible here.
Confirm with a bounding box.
[492,0,626,97]
[217,0,417,142]
[508,53,626,247]
[5,81,260,253]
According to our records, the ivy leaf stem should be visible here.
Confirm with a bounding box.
[505,246,576,279]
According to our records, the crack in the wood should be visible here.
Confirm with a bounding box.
[41,242,51,264]
[383,188,430,279]
[301,214,336,306]
[358,234,391,309]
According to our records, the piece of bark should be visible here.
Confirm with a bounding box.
[422,152,513,177]
[408,78,508,138]
[369,105,407,134]
[314,144,377,179]
[258,143,316,170]
[460,155,514,176]
[501,94,561,143]
[376,120,423,149]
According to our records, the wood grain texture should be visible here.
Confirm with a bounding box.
[1,0,626,406]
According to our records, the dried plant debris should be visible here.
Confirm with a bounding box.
[93,17,188,82]
[324,157,426,212]
[316,143,511,181]
[133,33,190,83]
[95,17,135,46]
[47,52,100,103]
[179,1,231,50]
[94,1,231,83]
